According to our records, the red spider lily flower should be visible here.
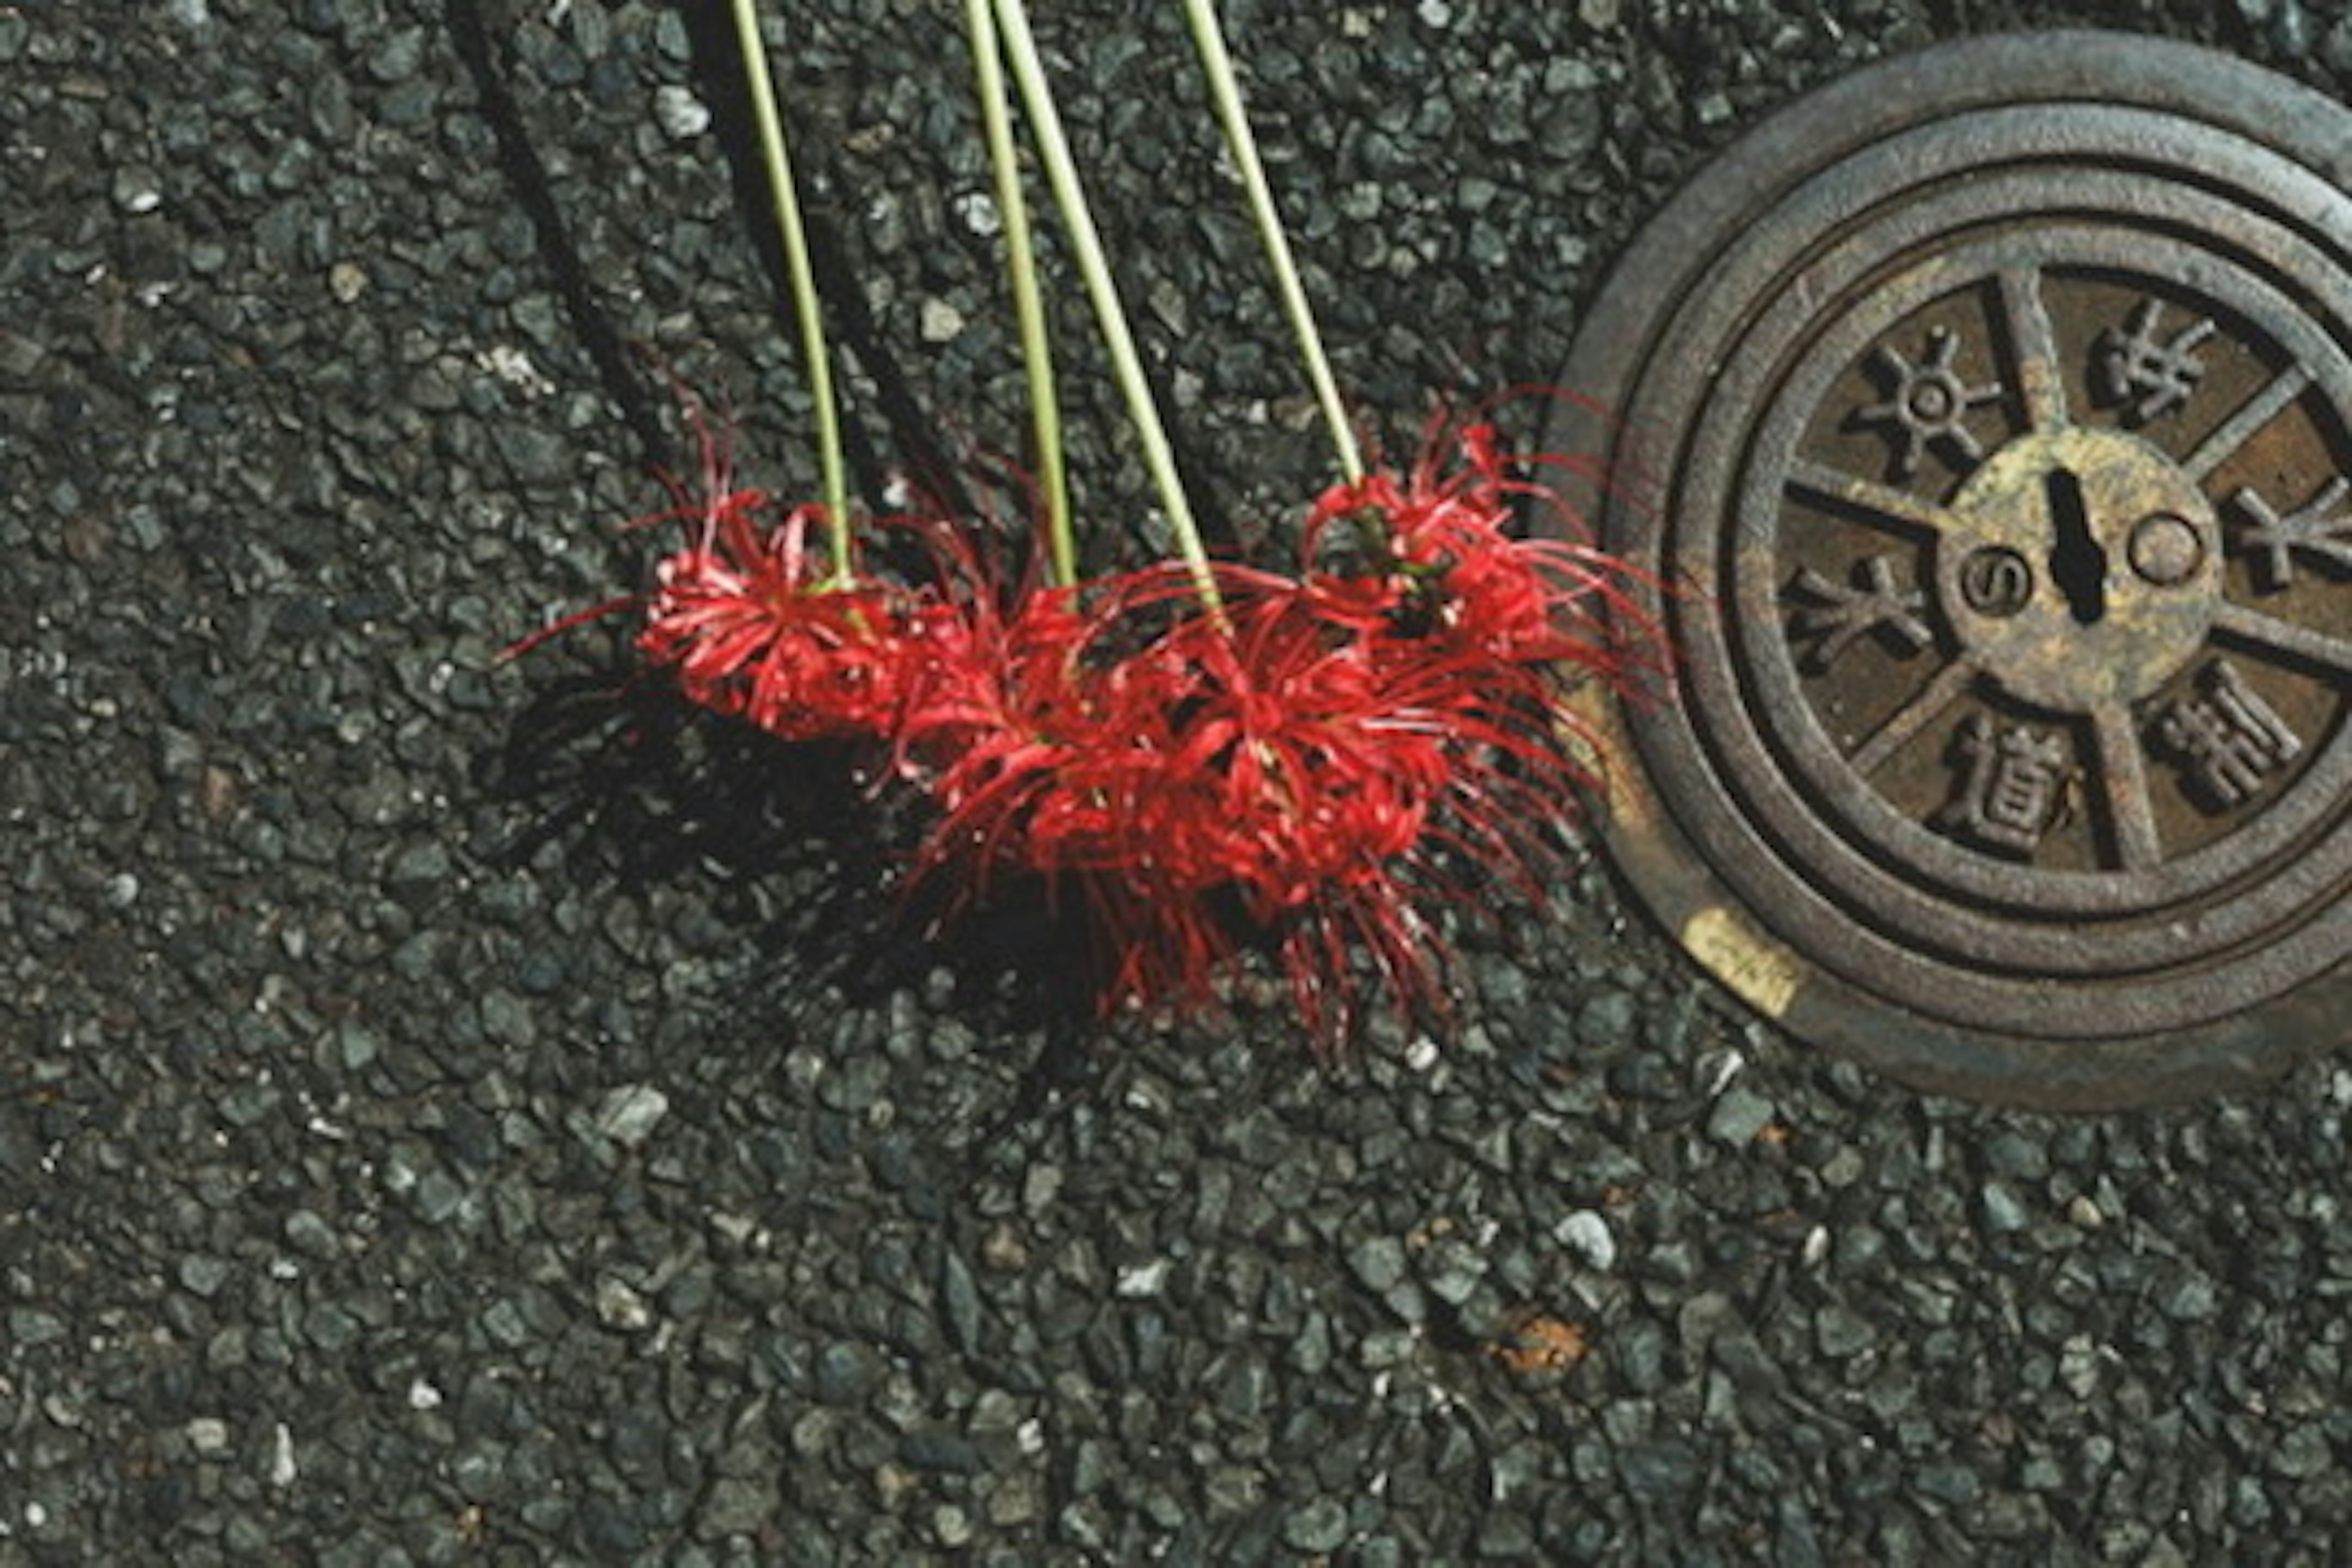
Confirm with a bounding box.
[635,492,919,743]
[1215,597,1594,1047]
[1136,588,1456,1042]
[1137,584,1437,905]
[505,398,936,745]
[899,580,1115,865]
[1302,409,1664,688]
[897,557,1235,1003]
[894,559,1248,1011]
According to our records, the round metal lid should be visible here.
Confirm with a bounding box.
[1546,31,2352,1109]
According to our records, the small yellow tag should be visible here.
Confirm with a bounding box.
[1555,683,1648,829]
[1681,905,1801,1019]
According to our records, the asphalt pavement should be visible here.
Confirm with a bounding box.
[5,0,2351,1562]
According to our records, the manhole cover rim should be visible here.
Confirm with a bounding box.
[1548,30,2352,1109]
[1556,28,2352,436]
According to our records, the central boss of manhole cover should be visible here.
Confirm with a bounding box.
[1546,32,2352,1108]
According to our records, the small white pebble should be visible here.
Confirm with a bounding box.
[1801,1224,1831,1268]
[186,1417,230,1455]
[952,190,1000,237]
[1704,1049,1744,1097]
[594,1084,669,1148]
[407,1378,443,1411]
[2059,1335,2100,1400]
[595,1275,652,1331]
[919,297,965,344]
[1555,1209,1616,1272]
[1404,1036,1441,1073]
[269,1423,297,1488]
[1114,1258,1169,1298]
[475,343,556,398]
[653,83,710,140]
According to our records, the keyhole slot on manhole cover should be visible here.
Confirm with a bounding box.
[2044,467,2107,625]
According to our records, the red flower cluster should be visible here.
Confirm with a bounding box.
[536,407,1657,1050]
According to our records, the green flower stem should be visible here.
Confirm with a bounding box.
[988,0,1223,616]
[965,0,1072,589]
[729,0,851,579]
[1181,0,1362,486]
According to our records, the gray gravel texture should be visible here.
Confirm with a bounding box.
[8,0,2352,1562]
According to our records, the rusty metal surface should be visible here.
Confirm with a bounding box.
[1546,32,2352,1109]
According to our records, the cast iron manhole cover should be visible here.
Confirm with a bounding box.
[1547,32,2352,1108]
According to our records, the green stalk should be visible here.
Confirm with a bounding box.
[965,0,1073,588]
[1181,0,1362,485]
[729,0,851,579]
[988,0,1222,616]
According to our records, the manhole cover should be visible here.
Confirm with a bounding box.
[1547,32,2352,1108]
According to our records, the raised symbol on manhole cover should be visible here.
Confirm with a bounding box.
[1546,32,2352,1108]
